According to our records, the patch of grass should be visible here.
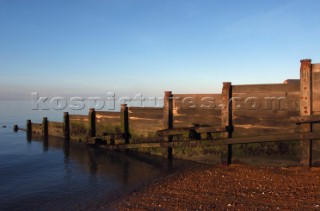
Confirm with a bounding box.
[233,141,300,157]
[130,132,162,144]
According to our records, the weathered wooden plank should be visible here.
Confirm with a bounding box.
[101,142,161,149]
[233,109,299,119]
[129,107,163,119]
[233,117,296,127]
[131,125,164,133]
[173,116,221,128]
[233,92,287,98]
[100,132,320,150]
[173,94,222,110]
[129,117,163,123]
[129,107,163,111]
[312,65,320,113]
[174,107,221,114]
[312,73,320,83]
[232,92,300,100]
[196,126,225,133]
[97,118,121,124]
[96,119,120,126]
[291,115,320,124]
[232,92,300,111]
[47,121,63,126]
[31,123,43,135]
[129,114,163,121]
[312,123,320,133]
[96,112,121,131]
[283,79,300,85]
[233,83,300,93]
[48,121,64,138]
[173,115,221,127]
[129,113,163,132]
[173,93,222,98]
[157,127,192,136]
[312,64,320,73]
[96,111,120,117]
[173,94,222,108]
[173,98,222,128]
[157,125,225,136]
[69,115,88,122]
[174,109,222,116]
[232,128,299,138]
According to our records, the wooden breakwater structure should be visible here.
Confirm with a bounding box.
[23,59,320,168]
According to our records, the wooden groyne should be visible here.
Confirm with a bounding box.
[21,59,320,168]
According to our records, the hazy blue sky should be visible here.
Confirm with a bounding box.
[1,0,320,99]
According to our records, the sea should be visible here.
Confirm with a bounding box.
[0,100,196,210]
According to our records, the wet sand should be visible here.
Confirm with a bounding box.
[108,164,320,210]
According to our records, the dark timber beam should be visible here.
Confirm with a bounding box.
[221,82,233,165]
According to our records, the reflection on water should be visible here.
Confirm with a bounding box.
[43,138,49,152]
[0,128,196,211]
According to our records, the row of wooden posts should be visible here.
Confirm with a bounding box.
[22,79,243,165]
[25,90,179,145]
[24,59,318,168]
[24,106,317,169]
[24,87,316,168]
[25,104,130,142]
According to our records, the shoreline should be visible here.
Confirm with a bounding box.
[104,164,320,210]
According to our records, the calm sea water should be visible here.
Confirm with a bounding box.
[0,100,196,210]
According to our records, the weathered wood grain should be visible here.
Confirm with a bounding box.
[128,106,164,136]
[300,59,313,168]
[69,115,88,122]
[48,121,64,138]
[291,115,320,124]
[312,64,320,114]
[233,83,300,93]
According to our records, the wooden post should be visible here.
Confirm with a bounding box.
[27,120,32,134]
[300,59,313,168]
[63,112,70,140]
[27,120,32,141]
[221,82,233,165]
[13,125,19,132]
[89,108,96,138]
[120,104,129,144]
[164,91,173,159]
[164,91,173,129]
[42,117,48,138]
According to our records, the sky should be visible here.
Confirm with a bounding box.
[1,0,320,100]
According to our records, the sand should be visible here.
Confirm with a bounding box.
[108,164,320,210]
